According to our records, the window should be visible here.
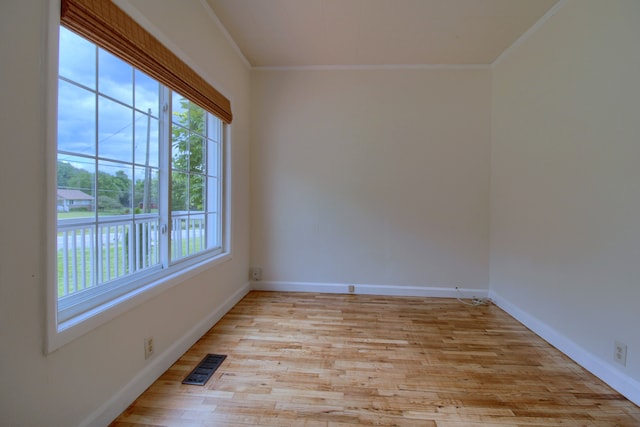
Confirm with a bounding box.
[52,23,229,340]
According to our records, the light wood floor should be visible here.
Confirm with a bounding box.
[111,292,640,426]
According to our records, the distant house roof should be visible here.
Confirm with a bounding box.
[57,189,94,200]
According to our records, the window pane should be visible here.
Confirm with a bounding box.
[98,97,133,162]
[207,140,219,177]
[206,176,219,213]
[172,93,188,124]
[134,70,159,116]
[98,49,133,105]
[170,213,206,260]
[58,80,96,156]
[189,175,204,211]
[59,27,96,90]
[205,212,219,249]
[207,114,221,143]
[133,218,160,271]
[57,223,97,297]
[190,213,206,255]
[97,161,133,216]
[134,166,159,213]
[171,124,190,172]
[135,112,159,168]
[171,171,188,212]
[57,154,96,219]
[190,137,206,173]
[189,103,205,136]
[96,221,131,283]
[171,214,188,260]
[132,164,161,272]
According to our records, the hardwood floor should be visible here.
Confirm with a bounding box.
[111,292,640,426]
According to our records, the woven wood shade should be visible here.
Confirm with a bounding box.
[60,0,232,124]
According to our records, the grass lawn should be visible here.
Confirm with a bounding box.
[58,209,153,219]
[58,211,95,219]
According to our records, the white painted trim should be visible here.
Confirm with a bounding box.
[78,282,251,427]
[253,64,491,72]
[490,291,640,407]
[47,250,234,353]
[251,281,488,300]
[492,0,568,66]
[44,0,62,356]
[199,0,252,69]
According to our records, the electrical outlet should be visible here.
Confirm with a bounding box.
[348,285,355,293]
[144,337,154,359]
[251,267,262,281]
[614,341,627,366]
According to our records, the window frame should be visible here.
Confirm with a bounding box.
[45,4,233,354]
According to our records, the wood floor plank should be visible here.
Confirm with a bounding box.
[111,292,640,426]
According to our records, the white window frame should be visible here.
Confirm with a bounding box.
[45,6,233,354]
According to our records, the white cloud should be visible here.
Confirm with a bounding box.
[58,30,162,173]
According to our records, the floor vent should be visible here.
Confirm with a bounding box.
[182,354,227,386]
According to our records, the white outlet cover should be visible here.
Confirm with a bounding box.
[144,337,154,359]
[614,341,627,366]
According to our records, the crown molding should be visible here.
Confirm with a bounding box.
[492,0,568,67]
[253,63,491,71]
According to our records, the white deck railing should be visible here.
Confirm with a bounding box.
[170,213,206,259]
[57,212,207,298]
[57,213,160,298]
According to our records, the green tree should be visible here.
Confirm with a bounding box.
[58,161,134,213]
[171,96,206,211]
[97,170,131,212]
[134,174,159,210]
[113,170,132,207]
[57,161,94,195]
[97,195,122,211]
[57,161,76,187]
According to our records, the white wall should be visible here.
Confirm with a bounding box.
[0,0,250,425]
[251,69,491,291]
[491,0,640,396]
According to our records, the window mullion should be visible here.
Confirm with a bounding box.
[159,87,171,267]
[93,43,100,287]
[206,114,215,249]
[219,120,225,249]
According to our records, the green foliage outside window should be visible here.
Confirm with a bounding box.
[171,96,206,212]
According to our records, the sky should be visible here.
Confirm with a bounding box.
[57,26,162,180]
[57,26,222,203]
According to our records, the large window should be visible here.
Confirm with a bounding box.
[55,26,228,330]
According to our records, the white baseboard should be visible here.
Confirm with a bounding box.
[80,282,251,427]
[251,280,489,300]
[490,291,640,407]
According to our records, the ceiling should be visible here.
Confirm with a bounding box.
[205,0,559,67]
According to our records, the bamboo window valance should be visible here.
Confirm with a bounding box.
[60,0,233,124]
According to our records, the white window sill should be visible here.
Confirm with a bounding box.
[46,251,232,354]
